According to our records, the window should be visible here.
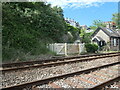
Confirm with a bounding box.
[113,38,117,46]
[101,41,102,46]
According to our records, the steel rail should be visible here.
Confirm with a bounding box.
[1,52,120,68]
[89,76,120,90]
[1,53,119,72]
[2,61,120,90]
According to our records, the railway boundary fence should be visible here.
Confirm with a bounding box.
[47,43,85,56]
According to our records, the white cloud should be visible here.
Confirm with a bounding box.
[47,0,119,8]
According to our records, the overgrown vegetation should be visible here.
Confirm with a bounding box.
[2,2,68,61]
[93,20,106,27]
[65,24,80,43]
[80,29,93,43]
[85,43,98,53]
[2,2,81,62]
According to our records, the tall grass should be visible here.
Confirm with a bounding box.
[2,43,56,63]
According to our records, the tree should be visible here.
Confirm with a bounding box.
[52,6,64,18]
[93,20,106,27]
[112,13,120,29]
[89,26,97,31]
[2,2,66,61]
[80,29,91,43]
[65,23,80,43]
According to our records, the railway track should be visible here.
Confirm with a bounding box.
[89,76,120,89]
[2,53,119,88]
[2,52,120,68]
[1,52,120,71]
[2,61,120,90]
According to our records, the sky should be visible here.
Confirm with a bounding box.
[47,0,119,26]
[63,2,118,26]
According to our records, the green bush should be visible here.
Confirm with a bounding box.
[3,43,56,62]
[2,46,27,62]
[30,42,55,55]
[85,43,98,53]
[2,2,65,62]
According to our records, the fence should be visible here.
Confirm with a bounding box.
[47,43,85,56]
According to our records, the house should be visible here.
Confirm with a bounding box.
[91,27,120,51]
[64,18,81,43]
[80,25,88,30]
[85,28,94,33]
[65,18,80,28]
[103,21,116,30]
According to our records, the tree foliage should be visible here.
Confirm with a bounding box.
[2,2,66,61]
[65,24,80,43]
[89,26,97,31]
[93,20,106,27]
[80,29,92,43]
[112,13,120,29]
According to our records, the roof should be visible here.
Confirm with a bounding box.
[96,36,105,41]
[92,36,105,42]
[116,29,120,36]
[91,27,120,38]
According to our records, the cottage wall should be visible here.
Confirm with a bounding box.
[110,37,120,51]
[94,29,110,43]
[92,27,120,51]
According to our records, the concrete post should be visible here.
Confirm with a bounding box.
[79,43,81,54]
[65,43,67,56]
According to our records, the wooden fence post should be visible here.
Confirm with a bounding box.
[65,43,67,56]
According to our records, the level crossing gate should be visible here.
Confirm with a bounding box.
[47,43,85,56]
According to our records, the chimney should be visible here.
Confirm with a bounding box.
[106,23,111,29]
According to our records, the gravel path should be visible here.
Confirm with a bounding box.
[2,56,119,87]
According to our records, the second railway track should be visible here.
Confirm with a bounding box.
[1,52,120,71]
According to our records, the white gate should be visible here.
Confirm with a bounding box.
[48,43,85,56]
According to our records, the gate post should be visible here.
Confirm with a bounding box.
[65,43,67,56]
[79,43,81,54]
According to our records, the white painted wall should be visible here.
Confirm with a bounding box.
[92,29,110,43]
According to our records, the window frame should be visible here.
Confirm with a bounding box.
[113,38,117,46]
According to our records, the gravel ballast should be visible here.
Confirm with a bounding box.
[2,56,119,87]
[37,64,119,88]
